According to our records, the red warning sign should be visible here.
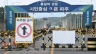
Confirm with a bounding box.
[17,23,32,38]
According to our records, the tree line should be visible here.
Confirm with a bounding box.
[0,7,30,19]
[0,7,4,19]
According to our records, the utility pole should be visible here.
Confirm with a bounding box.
[4,0,6,31]
[91,0,92,4]
[7,0,8,5]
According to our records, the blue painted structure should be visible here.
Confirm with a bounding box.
[5,0,93,30]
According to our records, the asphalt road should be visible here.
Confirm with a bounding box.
[8,51,50,54]
[54,51,96,54]
[0,50,7,54]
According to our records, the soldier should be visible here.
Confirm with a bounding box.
[1,30,4,37]
[41,29,46,36]
[76,29,78,33]
[81,28,86,35]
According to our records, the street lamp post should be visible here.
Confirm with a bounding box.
[7,0,8,5]
[4,0,6,31]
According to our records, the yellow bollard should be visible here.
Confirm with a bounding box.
[24,43,28,48]
[92,35,95,38]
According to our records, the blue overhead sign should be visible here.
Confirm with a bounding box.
[5,0,93,30]
[6,1,93,12]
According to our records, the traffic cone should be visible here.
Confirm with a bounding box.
[12,40,15,46]
[12,37,15,46]
[3,40,6,47]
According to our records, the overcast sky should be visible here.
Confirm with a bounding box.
[0,0,96,10]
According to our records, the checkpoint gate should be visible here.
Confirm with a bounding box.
[0,29,96,51]
[5,0,94,51]
[5,0,93,30]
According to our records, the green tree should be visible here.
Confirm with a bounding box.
[0,7,4,19]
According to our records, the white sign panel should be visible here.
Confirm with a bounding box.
[53,31,75,44]
[15,17,33,43]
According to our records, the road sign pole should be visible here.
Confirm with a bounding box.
[33,37,35,48]
[33,18,35,48]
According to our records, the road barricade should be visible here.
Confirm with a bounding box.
[41,29,96,51]
[0,29,45,51]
